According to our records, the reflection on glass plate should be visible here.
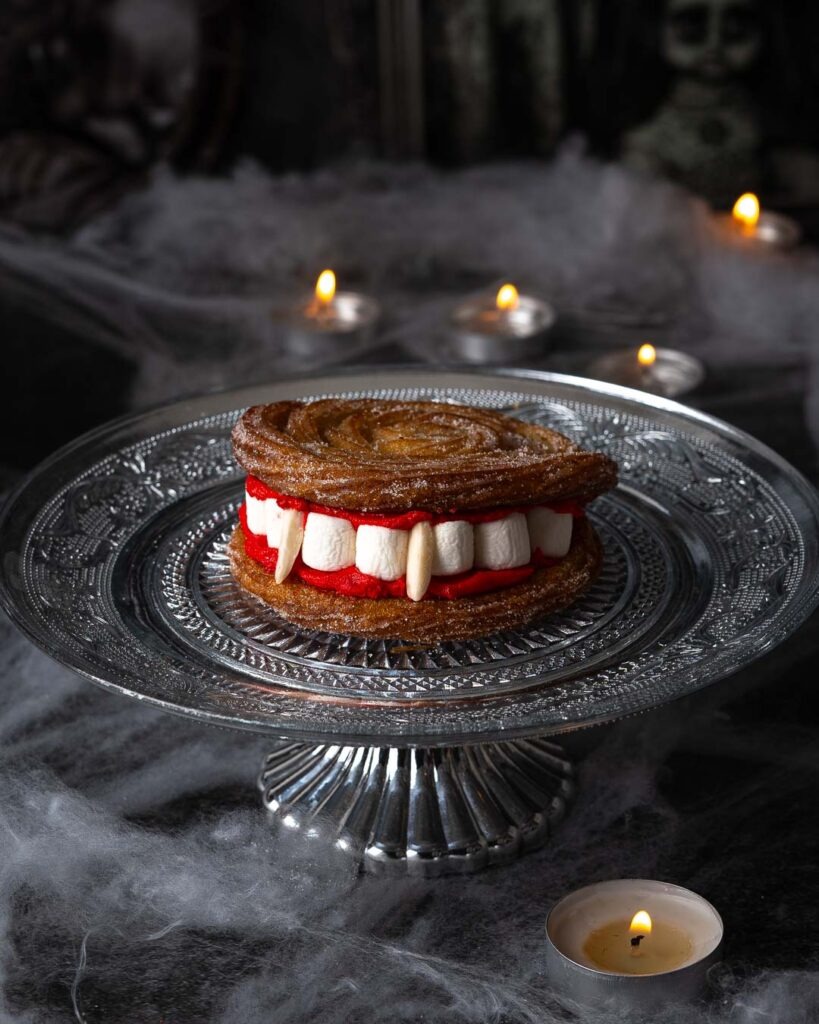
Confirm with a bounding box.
[1,369,818,745]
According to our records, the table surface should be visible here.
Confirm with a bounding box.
[2,159,819,1022]
[2,351,817,1024]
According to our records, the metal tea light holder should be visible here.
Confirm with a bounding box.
[588,344,705,399]
[545,880,724,1010]
[2,369,819,877]
[450,284,556,364]
[715,193,802,250]
[280,269,381,359]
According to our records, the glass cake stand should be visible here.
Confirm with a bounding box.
[2,369,819,875]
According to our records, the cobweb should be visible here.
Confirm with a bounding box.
[1,145,819,1022]
[1,144,818,416]
[1,611,818,1023]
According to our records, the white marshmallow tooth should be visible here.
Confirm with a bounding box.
[265,498,282,548]
[526,507,573,558]
[432,520,474,576]
[301,512,356,571]
[275,508,304,583]
[355,524,409,581]
[475,513,531,570]
[406,521,433,601]
[245,492,267,535]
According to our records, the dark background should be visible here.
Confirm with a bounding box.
[6,1,819,218]
[6,0,819,472]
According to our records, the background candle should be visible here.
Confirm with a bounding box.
[588,344,705,398]
[281,269,381,358]
[719,192,801,249]
[450,282,555,364]
[583,911,693,975]
[545,879,723,1010]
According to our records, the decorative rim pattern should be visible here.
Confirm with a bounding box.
[143,491,671,698]
[1,368,818,746]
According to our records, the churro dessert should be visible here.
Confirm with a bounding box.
[229,399,618,643]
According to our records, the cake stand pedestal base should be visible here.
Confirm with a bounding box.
[259,738,574,876]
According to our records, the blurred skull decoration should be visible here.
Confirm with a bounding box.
[0,0,241,231]
[662,0,762,78]
[623,0,764,201]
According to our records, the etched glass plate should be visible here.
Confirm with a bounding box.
[2,369,818,745]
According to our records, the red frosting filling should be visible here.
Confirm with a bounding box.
[238,479,582,600]
[245,475,586,526]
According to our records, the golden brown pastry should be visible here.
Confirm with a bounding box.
[232,399,616,511]
[229,399,617,643]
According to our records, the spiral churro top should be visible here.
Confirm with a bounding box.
[232,399,617,513]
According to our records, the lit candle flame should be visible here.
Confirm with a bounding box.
[315,269,336,306]
[638,343,657,368]
[496,283,520,312]
[630,910,652,938]
[732,193,760,230]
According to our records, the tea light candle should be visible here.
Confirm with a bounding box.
[718,192,801,249]
[450,283,555,364]
[587,343,705,398]
[545,880,724,1010]
[283,269,381,357]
